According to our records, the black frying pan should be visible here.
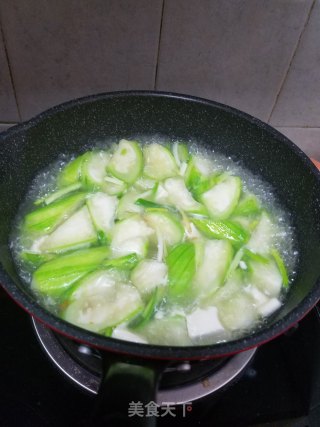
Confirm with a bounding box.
[1,91,320,425]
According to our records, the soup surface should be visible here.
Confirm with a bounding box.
[12,137,297,346]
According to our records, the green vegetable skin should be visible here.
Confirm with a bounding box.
[17,139,293,346]
[32,247,110,297]
[192,217,249,244]
[166,242,196,297]
[24,192,87,234]
[57,154,85,187]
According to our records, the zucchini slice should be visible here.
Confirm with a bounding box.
[32,247,110,297]
[143,143,178,180]
[166,242,196,298]
[108,139,143,184]
[81,150,110,189]
[172,142,190,166]
[164,177,207,214]
[185,155,218,199]
[24,192,87,235]
[271,249,289,287]
[201,176,242,219]
[192,217,249,244]
[129,287,165,329]
[103,175,127,196]
[136,315,191,346]
[133,176,156,191]
[111,215,154,257]
[35,183,82,206]
[233,193,261,216]
[87,192,118,241]
[103,253,140,271]
[248,257,283,297]
[62,270,142,332]
[144,209,184,246]
[218,293,258,331]
[57,154,86,187]
[116,189,143,220]
[246,211,275,254]
[193,239,233,298]
[131,259,168,295]
[39,206,97,253]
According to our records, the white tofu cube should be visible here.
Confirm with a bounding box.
[258,298,282,317]
[186,307,225,339]
[245,285,269,306]
[112,326,147,344]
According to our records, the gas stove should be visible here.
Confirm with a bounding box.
[1,287,319,427]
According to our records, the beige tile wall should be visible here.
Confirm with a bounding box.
[0,0,319,158]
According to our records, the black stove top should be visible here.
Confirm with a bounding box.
[1,288,319,427]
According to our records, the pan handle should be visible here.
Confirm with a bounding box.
[93,352,168,427]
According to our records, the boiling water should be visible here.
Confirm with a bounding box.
[10,135,298,345]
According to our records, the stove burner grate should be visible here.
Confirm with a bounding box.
[32,318,256,404]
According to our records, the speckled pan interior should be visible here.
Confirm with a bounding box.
[0,91,320,360]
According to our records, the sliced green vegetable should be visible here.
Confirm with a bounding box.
[103,175,127,196]
[246,211,275,254]
[201,176,242,219]
[185,156,219,199]
[20,251,56,268]
[86,192,118,242]
[191,218,249,244]
[116,189,143,220]
[136,314,191,346]
[133,177,156,191]
[39,206,97,253]
[231,215,260,233]
[243,248,269,264]
[24,192,87,235]
[107,139,143,184]
[210,268,244,304]
[193,239,233,298]
[233,193,261,216]
[172,141,190,166]
[164,177,207,214]
[129,287,165,329]
[35,183,82,206]
[225,247,245,279]
[218,293,258,331]
[166,242,196,297]
[62,270,143,332]
[177,143,190,163]
[135,198,169,210]
[144,209,184,246]
[81,150,110,189]
[57,154,86,187]
[111,215,153,257]
[143,143,178,180]
[103,253,140,271]
[131,259,168,295]
[32,247,110,297]
[248,258,283,297]
[271,249,289,287]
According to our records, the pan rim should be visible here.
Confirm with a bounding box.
[1,90,320,359]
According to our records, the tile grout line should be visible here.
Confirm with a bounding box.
[267,0,316,124]
[275,126,320,129]
[0,10,22,122]
[153,0,165,90]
